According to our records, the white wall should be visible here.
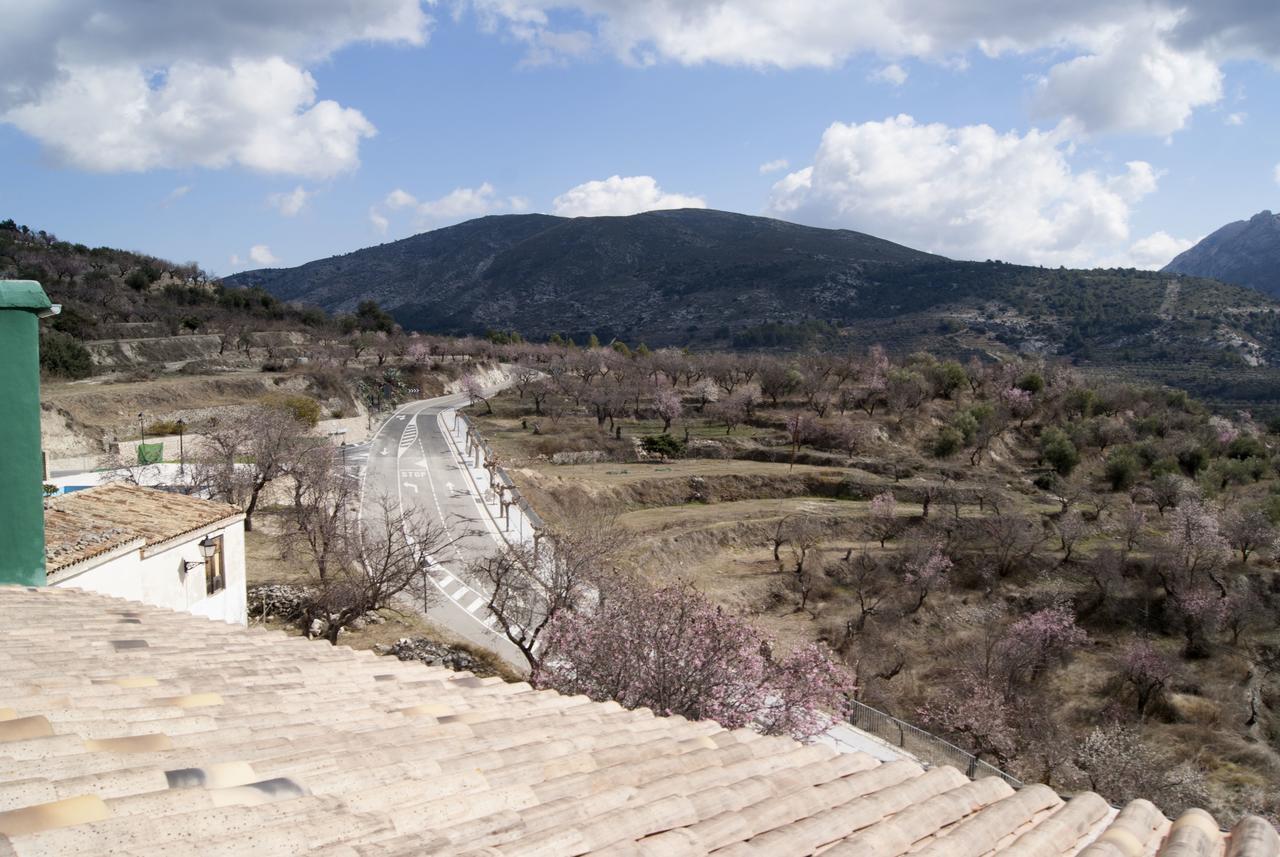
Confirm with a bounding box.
[50,518,247,625]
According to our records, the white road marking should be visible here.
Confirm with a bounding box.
[403,482,418,493]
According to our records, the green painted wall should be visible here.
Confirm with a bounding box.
[0,280,52,586]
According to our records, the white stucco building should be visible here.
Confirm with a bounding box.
[43,483,247,625]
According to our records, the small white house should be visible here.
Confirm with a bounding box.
[44,483,247,625]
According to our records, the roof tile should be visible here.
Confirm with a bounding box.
[0,586,1276,857]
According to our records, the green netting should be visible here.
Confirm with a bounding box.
[137,442,163,464]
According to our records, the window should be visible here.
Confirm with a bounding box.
[205,536,224,596]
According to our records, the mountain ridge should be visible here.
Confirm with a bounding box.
[1163,210,1280,299]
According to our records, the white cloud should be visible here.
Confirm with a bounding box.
[379,183,529,228]
[249,244,280,265]
[229,253,243,268]
[758,158,790,175]
[161,185,191,207]
[468,1,1275,139]
[1034,22,1223,135]
[0,1,424,175]
[870,63,908,85]
[369,207,390,234]
[268,186,313,217]
[1225,111,1247,125]
[769,114,1160,267]
[1274,163,1280,186]
[417,184,508,220]
[5,59,375,177]
[385,188,419,209]
[1123,230,1195,269]
[552,175,706,217]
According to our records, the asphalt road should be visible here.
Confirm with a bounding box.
[358,391,526,670]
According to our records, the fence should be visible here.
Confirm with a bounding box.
[847,699,1023,788]
[451,413,544,548]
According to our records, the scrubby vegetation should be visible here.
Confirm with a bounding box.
[0,218,408,380]
[467,339,1280,823]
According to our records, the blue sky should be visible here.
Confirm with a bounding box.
[1,1,1278,274]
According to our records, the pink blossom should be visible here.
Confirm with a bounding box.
[869,490,896,519]
[903,542,951,589]
[999,386,1034,420]
[652,388,683,431]
[1209,415,1239,445]
[1001,604,1087,681]
[535,582,853,741]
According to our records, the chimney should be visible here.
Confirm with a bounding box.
[0,280,57,586]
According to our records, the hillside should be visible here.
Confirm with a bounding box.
[1164,211,1280,299]
[228,208,1280,408]
[0,218,397,379]
[228,209,946,344]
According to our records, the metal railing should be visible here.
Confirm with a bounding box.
[847,699,1023,788]
[455,414,546,538]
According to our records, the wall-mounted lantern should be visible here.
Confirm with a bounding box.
[182,535,219,573]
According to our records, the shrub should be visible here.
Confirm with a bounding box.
[1040,427,1080,476]
[146,420,185,436]
[640,434,686,458]
[1227,435,1268,461]
[1016,372,1045,394]
[39,330,93,379]
[932,426,964,458]
[1105,448,1140,491]
[261,393,321,428]
[1177,446,1209,476]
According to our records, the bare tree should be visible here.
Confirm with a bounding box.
[304,493,454,644]
[284,444,358,583]
[472,513,627,670]
[192,403,314,531]
[462,373,493,414]
[829,551,891,642]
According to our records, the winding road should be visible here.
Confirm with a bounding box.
[355,390,526,670]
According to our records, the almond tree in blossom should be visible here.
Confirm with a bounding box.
[1117,639,1175,718]
[1000,385,1035,427]
[1000,603,1088,685]
[1159,499,1231,657]
[901,540,952,613]
[1220,504,1276,565]
[864,490,902,548]
[535,581,853,741]
[461,372,492,414]
[652,387,683,433]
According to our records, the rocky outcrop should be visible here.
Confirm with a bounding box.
[1164,210,1280,298]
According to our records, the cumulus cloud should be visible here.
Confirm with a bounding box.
[417,184,510,220]
[369,207,390,234]
[1034,22,1223,135]
[1225,112,1247,125]
[249,244,280,265]
[379,183,528,228]
[870,63,908,85]
[552,175,706,217]
[5,59,375,176]
[758,158,790,175]
[467,1,1274,138]
[1123,231,1195,269]
[385,188,419,209]
[0,1,425,175]
[268,186,313,217]
[769,114,1160,267]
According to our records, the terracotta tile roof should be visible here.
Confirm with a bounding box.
[0,585,1276,857]
[44,484,242,572]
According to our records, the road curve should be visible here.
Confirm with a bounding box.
[359,390,526,670]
